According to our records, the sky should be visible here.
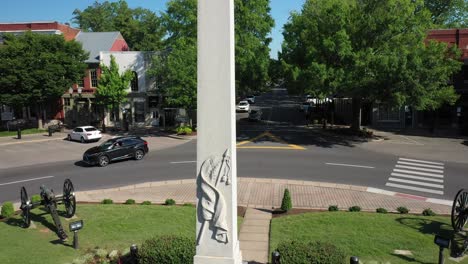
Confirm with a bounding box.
[1,0,305,59]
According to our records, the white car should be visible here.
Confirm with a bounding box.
[68,126,102,143]
[236,101,250,112]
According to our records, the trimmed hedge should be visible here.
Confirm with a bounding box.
[102,199,113,204]
[176,126,193,135]
[328,205,339,212]
[138,235,195,264]
[397,206,409,214]
[165,199,176,206]
[1,202,14,218]
[276,240,346,264]
[125,199,136,205]
[348,206,361,212]
[141,201,152,205]
[281,189,292,212]
[376,208,388,214]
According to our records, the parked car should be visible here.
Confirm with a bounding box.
[236,101,250,112]
[68,126,102,143]
[300,102,312,112]
[248,109,263,122]
[246,95,255,104]
[82,136,149,167]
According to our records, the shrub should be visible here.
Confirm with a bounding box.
[141,201,152,205]
[422,208,436,216]
[276,240,346,264]
[376,208,388,214]
[183,203,194,207]
[31,194,42,204]
[165,199,176,206]
[101,199,113,204]
[348,206,361,212]
[138,235,195,264]
[397,206,409,214]
[328,205,339,212]
[176,126,193,135]
[1,202,14,218]
[125,199,136,205]
[281,189,292,212]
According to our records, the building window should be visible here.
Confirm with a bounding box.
[378,105,400,121]
[131,71,138,92]
[90,69,98,87]
[64,98,70,107]
[134,102,145,123]
[148,96,159,108]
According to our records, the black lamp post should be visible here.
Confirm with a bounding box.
[434,235,450,264]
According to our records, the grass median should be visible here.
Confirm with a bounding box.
[0,128,46,137]
[270,211,467,264]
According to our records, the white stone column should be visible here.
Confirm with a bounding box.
[195,0,242,263]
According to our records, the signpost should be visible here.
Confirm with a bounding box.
[195,0,242,263]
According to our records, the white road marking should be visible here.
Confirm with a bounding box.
[325,163,375,169]
[399,158,443,166]
[396,161,444,169]
[393,169,443,178]
[170,161,196,164]
[395,165,443,174]
[398,135,423,145]
[385,183,444,195]
[0,176,54,186]
[388,178,444,188]
[391,173,444,183]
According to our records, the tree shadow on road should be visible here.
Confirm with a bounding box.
[463,140,468,147]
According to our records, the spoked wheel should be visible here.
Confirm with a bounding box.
[99,156,109,167]
[20,187,31,228]
[63,179,76,218]
[452,189,468,232]
[135,149,144,160]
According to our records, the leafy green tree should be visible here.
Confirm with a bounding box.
[73,0,164,51]
[0,32,88,128]
[280,0,462,130]
[235,0,275,96]
[424,0,468,27]
[95,55,133,131]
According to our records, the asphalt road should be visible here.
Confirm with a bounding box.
[1,89,467,203]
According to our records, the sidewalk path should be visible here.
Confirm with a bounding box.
[239,208,271,263]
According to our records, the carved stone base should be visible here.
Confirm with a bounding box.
[194,243,242,264]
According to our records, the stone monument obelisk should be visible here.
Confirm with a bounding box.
[194,0,242,263]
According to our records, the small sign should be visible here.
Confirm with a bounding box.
[1,112,13,121]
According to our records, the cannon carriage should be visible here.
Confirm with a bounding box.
[451,189,468,257]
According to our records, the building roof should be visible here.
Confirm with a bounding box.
[75,31,125,63]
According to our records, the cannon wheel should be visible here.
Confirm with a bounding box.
[20,187,31,228]
[451,189,468,232]
[63,179,76,218]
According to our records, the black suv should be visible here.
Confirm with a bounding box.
[82,136,149,167]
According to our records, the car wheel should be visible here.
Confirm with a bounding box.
[67,135,72,141]
[135,149,145,160]
[80,137,85,143]
[98,156,109,167]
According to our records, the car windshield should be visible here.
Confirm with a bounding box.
[240,102,248,106]
[85,127,97,132]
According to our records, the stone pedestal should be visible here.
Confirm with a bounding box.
[195,0,242,263]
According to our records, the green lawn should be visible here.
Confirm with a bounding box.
[0,128,46,137]
[270,212,467,264]
[0,204,196,264]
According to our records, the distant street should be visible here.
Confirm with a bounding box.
[1,89,467,203]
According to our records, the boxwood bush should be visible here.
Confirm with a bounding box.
[125,199,136,205]
[1,202,14,218]
[328,205,339,212]
[348,206,361,212]
[281,188,292,212]
[141,201,152,205]
[422,208,436,216]
[376,208,388,214]
[276,240,346,264]
[397,206,409,214]
[101,199,113,204]
[138,235,195,264]
[165,199,176,206]
[176,126,193,135]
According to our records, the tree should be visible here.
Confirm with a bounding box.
[424,0,468,28]
[0,32,88,128]
[95,55,133,131]
[73,0,165,51]
[235,0,275,96]
[280,0,462,130]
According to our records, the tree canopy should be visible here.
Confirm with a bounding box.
[424,0,468,28]
[0,32,88,126]
[72,0,165,51]
[280,0,462,129]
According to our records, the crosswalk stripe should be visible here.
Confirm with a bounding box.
[386,183,444,195]
[388,177,444,188]
[397,161,444,169]
[399,158,444,166]
[391,173,444,183]
[393,169,443,178]
[395,165,443,174]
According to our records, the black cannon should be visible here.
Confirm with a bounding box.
[450,189,468,257]
[20,179,76,241]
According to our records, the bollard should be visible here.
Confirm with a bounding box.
[73,231,79,249]
[48,126,53,137]
[271,251,280,264]
[130,244,138,264]
[17,128,21,139]
[350,256,359,264]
